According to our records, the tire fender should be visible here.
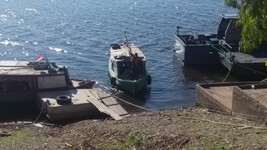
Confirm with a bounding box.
[56,95,72,105]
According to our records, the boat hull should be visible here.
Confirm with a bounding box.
[0,93,37,102]
[109,60,148,94]
[116,77,147,94]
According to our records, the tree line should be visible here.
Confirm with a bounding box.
[225,0,267,53]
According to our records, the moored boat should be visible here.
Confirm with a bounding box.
[0,60,95,102]
[109,42,151,94]
[175,14,240,65]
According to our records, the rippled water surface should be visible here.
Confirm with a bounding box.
[0,0,237,109]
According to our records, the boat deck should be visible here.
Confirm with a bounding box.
[0,61,60,75]
[110,43,145,60]
[37,88,128,121]
[219,51,267,80]
[227,52,267,63]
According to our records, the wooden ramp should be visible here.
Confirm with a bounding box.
[86,88,128,120]
[37,88,128,121]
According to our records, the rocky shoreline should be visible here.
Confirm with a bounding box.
[0,107,267,150]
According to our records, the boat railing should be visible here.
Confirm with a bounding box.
[176,26,197,36]
[209,41,235,63]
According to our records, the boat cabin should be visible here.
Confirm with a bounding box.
[0,61,70,93]
[217,14,241,44]
[176,14,241,46]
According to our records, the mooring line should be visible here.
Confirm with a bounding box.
[33,100,47,123]
[110,93,156,112]
[221,62,233,82]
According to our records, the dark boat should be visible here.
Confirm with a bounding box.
[175,14,241,66]
[175,14,267,80]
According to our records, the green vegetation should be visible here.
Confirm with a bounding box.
[201,138,226,150]
[100,134,141,150]
[0,130,28,144]
[66,147,75,150]
[224,0,267,53]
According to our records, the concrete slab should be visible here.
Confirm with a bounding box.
[196,82,258,114]
[232,84,267,121]
[196,82,267,122]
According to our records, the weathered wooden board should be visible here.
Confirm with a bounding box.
[86,95,123,121]
[87,89,128,117]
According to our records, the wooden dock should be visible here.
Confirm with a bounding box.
[196,82,267,121]
[37,88,128,121]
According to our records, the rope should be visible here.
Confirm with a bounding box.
[235,63,267,77]
[110,92,155,112]
[33,100,47,123]
[221,62,233,82]
[107,91,267,130]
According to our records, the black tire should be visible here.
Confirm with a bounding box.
[56,95,72,105]
[110,77,116,87]
[147,75,151,85]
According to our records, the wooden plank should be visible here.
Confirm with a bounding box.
[90,89,118,106]
[90,89,101,99]
[86,97,122,120]
[109,105,128,116]
[85,89,128,118]
[85,90,123,120]
[96,90,128,116]
[101,96,118,106]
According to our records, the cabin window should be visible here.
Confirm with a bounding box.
[37,75,67,89]
[118,62,132,79]
[0,80,31,92]
[117,61,146,79]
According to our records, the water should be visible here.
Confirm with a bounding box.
[0,0,237,109]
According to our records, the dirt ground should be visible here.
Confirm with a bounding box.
[0,107,267,150]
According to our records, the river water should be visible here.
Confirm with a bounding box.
[0,0,237,109]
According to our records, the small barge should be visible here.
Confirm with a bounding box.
[176,14,267,80]
[175,14,240,66]
[0,59,128,121]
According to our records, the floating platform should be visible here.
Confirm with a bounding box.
[37,88,128,121]
[196,82,267,121]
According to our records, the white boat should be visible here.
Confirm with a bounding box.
[109,43,151,94]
